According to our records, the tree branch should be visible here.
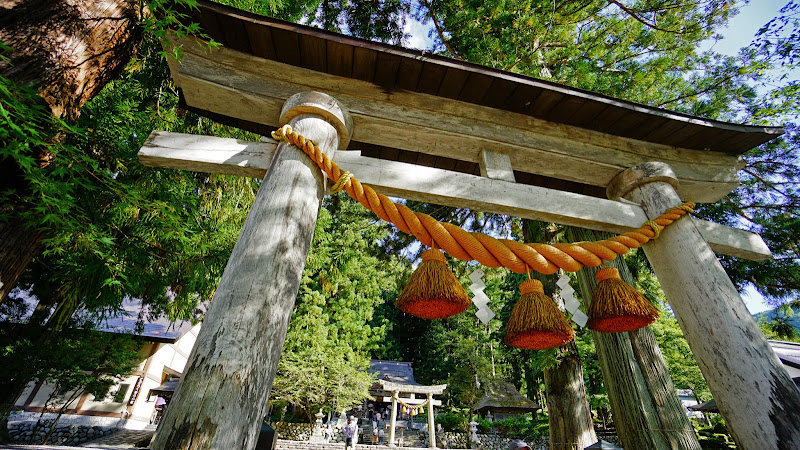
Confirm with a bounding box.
[741,168,795,200]
[420,0,461,60]
[654,72,737,108]
[606,0,687,34]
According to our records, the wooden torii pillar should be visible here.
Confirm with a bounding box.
[607,163,800,449]
[149,91,352,449]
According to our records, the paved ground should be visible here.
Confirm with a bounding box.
[1,446,108,450]
[0,428,153,450]
[78,429,153,448]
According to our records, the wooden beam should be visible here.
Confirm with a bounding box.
[380,381,447,395]
[138,131,771,261]
[139,131,276,178]
[167,37,744,203]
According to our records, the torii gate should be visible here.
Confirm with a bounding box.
[140,2,800,449]
[376,380,446,448]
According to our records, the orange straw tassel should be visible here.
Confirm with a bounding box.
[505,279,575,350]
[396,249,471,319]
[587,267,659,333]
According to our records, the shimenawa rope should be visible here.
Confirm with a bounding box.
[271,125,693,274]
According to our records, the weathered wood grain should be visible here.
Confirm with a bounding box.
[570,227,701,450]
[615,162,800,450]
[149,93,347,450]
[167,37,744,203]
[137,132,771,261]
[139,131,277,178]
[479,150,516,182]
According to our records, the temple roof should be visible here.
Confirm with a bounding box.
[166,0,784,202]
[769,340,800,370]
[174,0,781,156]
[474,382,540,413]
[369,360,418,385]
[369,360,446,395]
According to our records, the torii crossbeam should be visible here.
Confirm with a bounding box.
[140,2,800,449]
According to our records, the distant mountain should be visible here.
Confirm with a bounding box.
[754,307,800,329]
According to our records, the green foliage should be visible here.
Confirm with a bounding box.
[768,304,799,339]
[490,415,544,440]
[473,416,490,433]
[419,0,739,106]
[271,196,406,419]
[756,304,800,342]
[0,326,141,443]
[5,33,261,326]
[436,411,469,432]
[753,0,799,70]
[649,305,710,401]
[695,416,736,449]
[0,67,90,233]
[271,343,375,421]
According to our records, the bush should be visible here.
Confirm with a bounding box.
[474,417,491,433]
[437,412,469,432]
[490,415,541,440]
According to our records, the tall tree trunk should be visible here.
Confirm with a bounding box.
[0,222,46,303]
[567,227,700,450]
[543,340,598,450]
[522,220,597,450]
[0,0,142,305]
[0,0,142,121]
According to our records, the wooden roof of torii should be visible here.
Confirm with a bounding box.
[378,380,447,396]
[167,1,782,203]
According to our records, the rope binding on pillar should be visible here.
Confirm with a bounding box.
[271,125,694,343]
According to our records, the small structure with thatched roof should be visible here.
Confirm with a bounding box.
[474,382,540,421]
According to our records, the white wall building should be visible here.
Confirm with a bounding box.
[12,312,200,430]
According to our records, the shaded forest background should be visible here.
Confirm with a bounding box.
[1,0,799,446]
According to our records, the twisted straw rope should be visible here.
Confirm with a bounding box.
[272,125,694,275]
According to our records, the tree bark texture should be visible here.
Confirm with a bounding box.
[0,221,46,303]
[543,340,598,450]
[615,163,800,450]
[568,227,700,450]
[0,0,142,121]
[0,0,142,303]
[150,111,340,449]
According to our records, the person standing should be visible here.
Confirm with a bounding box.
[344,416,359,450]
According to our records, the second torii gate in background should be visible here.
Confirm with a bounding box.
[139,2,800,449]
